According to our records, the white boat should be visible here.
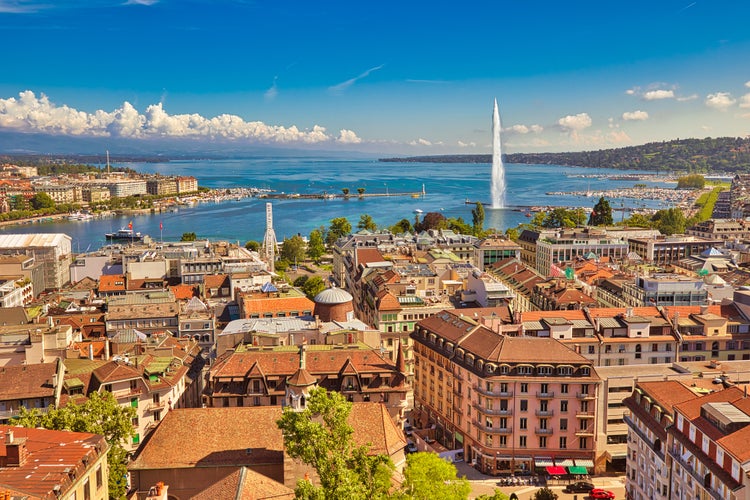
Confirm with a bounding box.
[413,209,423,214]
[68,212,94,221]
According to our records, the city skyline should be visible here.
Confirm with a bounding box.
[1,0,749,155]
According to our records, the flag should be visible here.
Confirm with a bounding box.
[159,221,163,231]
[128,221,133,230]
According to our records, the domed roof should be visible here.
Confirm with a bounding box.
[314,286,353,305]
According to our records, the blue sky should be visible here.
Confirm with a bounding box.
[1,0,749,154]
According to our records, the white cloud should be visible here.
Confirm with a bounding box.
[264,77,278,101]
[337,129,361,144]
[622,110,649,121]
[745,81,750,88]
[738,93,750,109]
[705,92,737,110]
[625,88,636,95]
[328,64,385,94]
[408,138,432,146]
[557,113,592,132]
[643,89,675,100]
[457,140,476,147]
[124,0,158,4]
[676,94,698,102]
[0,90,354,145]
[505,124,543,134]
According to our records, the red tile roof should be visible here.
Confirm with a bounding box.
[98,274,125,292]
[0,362,59,401]
[189,466,295,500]
[170,284,199,300]
[356,248,386,266]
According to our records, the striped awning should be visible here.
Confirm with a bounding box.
[575,459,594,468]
[556,458,575,467]
[534,457,554,467]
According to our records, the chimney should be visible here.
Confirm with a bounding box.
[4,429,28,467]
[299,344,307,371]
[88,343,94,360]
[104,339,110,361]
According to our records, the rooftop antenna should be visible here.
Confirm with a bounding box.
[262,202,278,273]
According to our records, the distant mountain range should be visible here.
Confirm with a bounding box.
[380,137,750,173]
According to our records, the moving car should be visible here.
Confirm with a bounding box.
[589,489,615,499]
[562,482,595,494]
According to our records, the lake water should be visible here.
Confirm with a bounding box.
[1,158,671,251]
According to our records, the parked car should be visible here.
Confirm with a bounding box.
[590,489,615,499]
[405,442,418,454]
[403,423,413,437]
[563,482,595,494]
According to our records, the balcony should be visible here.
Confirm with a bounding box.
[473,384,512,398]
[453,403,463,415]
[535,409,554,417]
[576,410,596,418]
[535,427,554,435]
[575,428,595,437]
[112,387,143,399]
[147,400,167,412]
[536,391,555,399]
[472,420,513,434]
[473,403,512,416]
[576,392,595,400]
[0,406,49,420]
[670,452,722,500]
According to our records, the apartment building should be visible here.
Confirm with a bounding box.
[0,233,73,290]
[474,235,522,271]
[621,274,708,307]
[628,235,723,266]
[412,310,602,476]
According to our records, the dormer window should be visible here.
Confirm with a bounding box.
[580,367,591,376]
[499,365,510,374]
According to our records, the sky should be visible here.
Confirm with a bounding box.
[1,0,749,155]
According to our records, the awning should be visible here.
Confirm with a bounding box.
[545,466,567,475]
[556,458,575,467]
[568,466,588,475]
[534,457,554,467]
[574,459,594,468]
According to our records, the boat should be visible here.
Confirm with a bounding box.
[413,209,423,214]
[105,228,143,240]
[68,211,94,221]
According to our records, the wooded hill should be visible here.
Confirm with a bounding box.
[380,137,750,172]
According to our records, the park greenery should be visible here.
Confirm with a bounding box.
[677,174,706,189]
[15,392,136,500]
[277,387,473,500]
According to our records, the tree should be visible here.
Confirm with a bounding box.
[357,214,377,231]
[301,275,326,300]
[401,452,471,500]
[533,487,558,500]
[654,207,687,235]
[281,235,307,265]
[677,174,706,189]
[471,202,485,235]
[245,240,261,251]
[390,218,413,234]
[589,196,613,226]
[415,212,447,232]
[294,275,309,287]
[15,391,136,500]
[181,232,197,241]
[277,387,394,500]
[475,491,510,500]
[505,227,519,240]
[543,207,584,228]
[327,217,352,245]
[307,229,326,262]
[30,192,55,210]
[447,217,472,235]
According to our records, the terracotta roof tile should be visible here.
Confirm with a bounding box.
[0,362,59,401]
[170,284,199,300]
[98,274,125,292]
[189,466,295,500]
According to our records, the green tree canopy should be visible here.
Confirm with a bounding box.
[357,214,377,231]
[589,196,614,226]
[15,392,136,500]
[390,218,413,234]
[327,217,352,245]
[181,232,197,241]
[280,235,307,265]
[677,174,706,189]
[654,207,687,235]
[471,202,485,234]
[307,229,326,262]
[447,217,472,235]
[401,452,471,500]
[301,275,327,300]
[276,387,394,500]
[532,487,558,500]
[245,240,261,251]
[542,207,586,228]
[30,192,55,210]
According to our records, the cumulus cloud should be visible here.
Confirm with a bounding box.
[622,110,649,121]
[740,94,750,109]
[457,140,476,147]
[557,113,592,132]
[328,64,385,94]
[625,89,636,95]
[0,90,356,145]
[337,129,361,144]
[676,94,698,102]
[746,81,750,88]
[505,124,543,134]
[643,89,675,100]
[408,138,432,146]
[705,92,737,110]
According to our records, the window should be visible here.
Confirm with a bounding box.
[560,418,567,430]
[84,478,91,500]
[130,397,138,408]
[519,435,527,448]
[520,383,528,393]
[539,436,547,448]
[520,400,528,412]
[561,384,568,394]
[560,400,568,412]
[588,345,595,354]
[579,437,588,449]
[520,418,527,430]
[559,436,567,449]
[96,465,103,488]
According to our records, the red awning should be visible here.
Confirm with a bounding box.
[545,466,567,475]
